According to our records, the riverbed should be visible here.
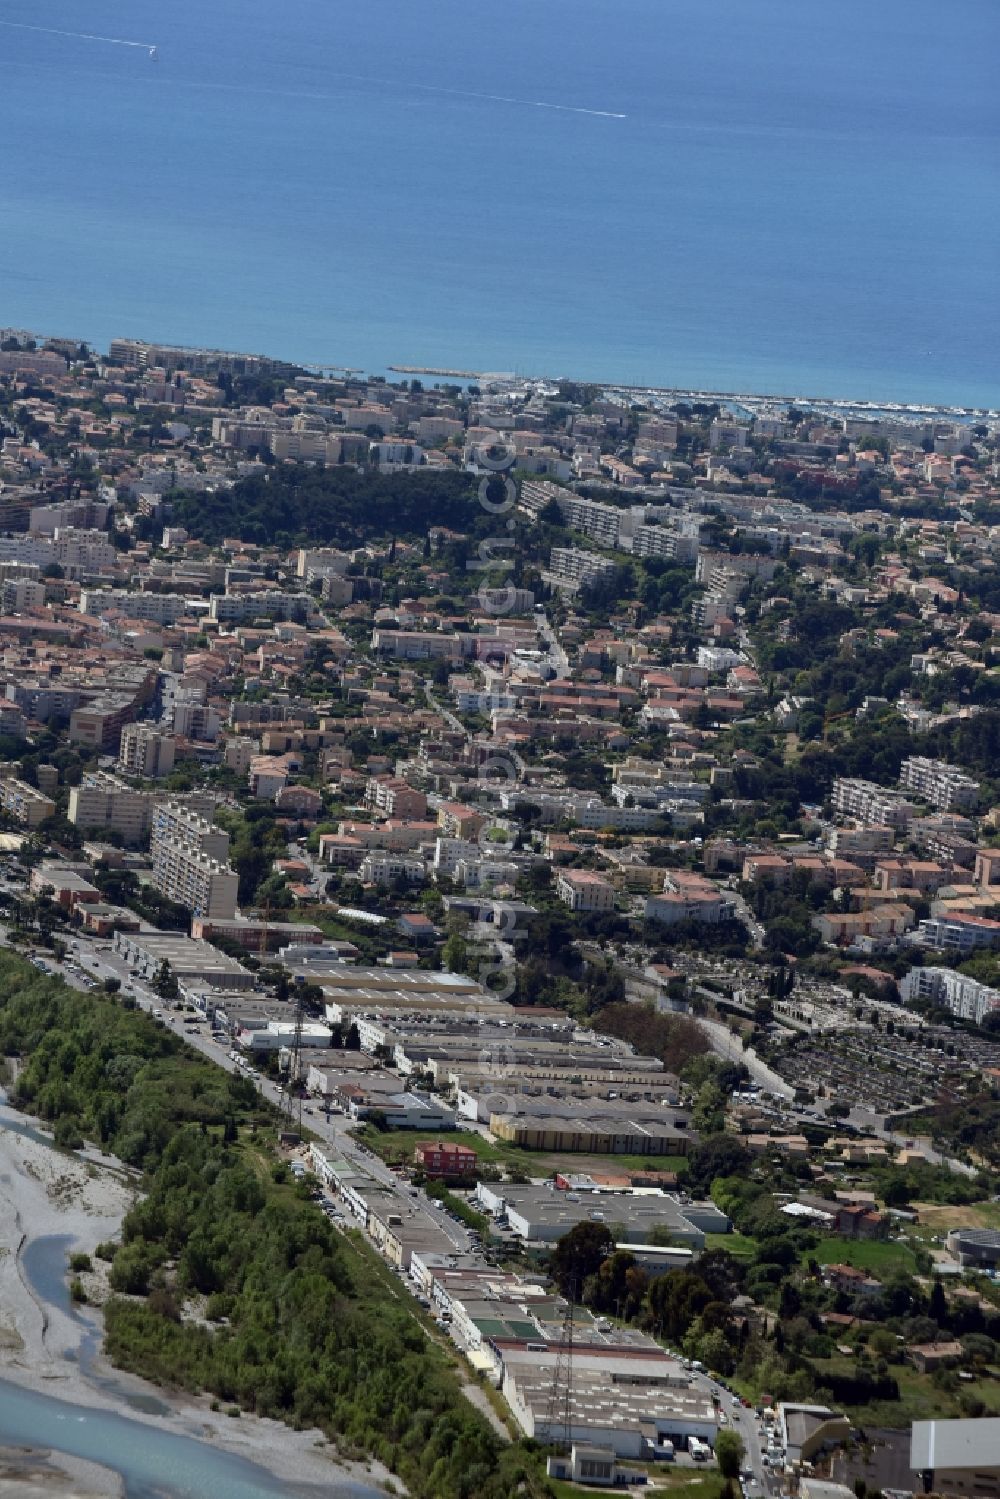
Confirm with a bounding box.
[0,1100,387,1498]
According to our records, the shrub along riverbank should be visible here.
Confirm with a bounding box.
[0,953,545,1499]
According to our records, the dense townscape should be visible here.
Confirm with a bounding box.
[1,328,1000,1499]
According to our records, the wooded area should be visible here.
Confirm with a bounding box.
[0,955,544,1499]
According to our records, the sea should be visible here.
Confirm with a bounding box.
[0,0,997,407]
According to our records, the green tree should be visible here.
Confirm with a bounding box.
[929,1278,948,1325]
[715,1429,744,1480]
[697,1327,735,1377]
[550,1221,614,1298]
[152,960,178,1000]
[584,1250,649,1320]
[442,932,469,974]
[692,1080,726,1133]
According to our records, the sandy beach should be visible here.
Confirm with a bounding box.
[0,1103,393,1497]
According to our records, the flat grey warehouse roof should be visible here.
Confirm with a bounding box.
[911,1416,1000,1472]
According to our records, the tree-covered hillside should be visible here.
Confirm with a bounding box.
[0,956,544,1499]
[171,465,478,546]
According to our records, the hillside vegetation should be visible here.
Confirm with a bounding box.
[0,955,544,1499]
[170,465,478,546]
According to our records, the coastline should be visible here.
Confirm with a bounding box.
[0,1102,393,1497]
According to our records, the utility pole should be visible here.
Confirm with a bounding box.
[281,973,306,1135]
[545,1281,575,1457]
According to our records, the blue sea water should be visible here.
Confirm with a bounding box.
[0,0,997,405]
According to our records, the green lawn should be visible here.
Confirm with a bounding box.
[548,1471,725,1499]
[357,1127,688,1179]
[602,1153,689,1174]
[803,1353,1000,1427]
[706,1231,755,1258]
[358,1127,514,1166]
[645,1472,727,1499]
[812,1236,918,1275]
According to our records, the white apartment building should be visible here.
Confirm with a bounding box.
[52,528,117,576]
[503,789,661,832]
[269,429,336,464]
[901,966,1000,1025]
[153,845,239,920]
[0,537,60,569]
[249,757,289,800]
[831,778,917,830]
[473,586,536,615]
[149,802,234,913]
[29,499,111,536]
[695,550,777,588]
[1,578,46,613]
[519,479,566,520]
[108,338,278,374]
[80,590,190,624]
[691,592,742,631]
[224,736,256,774]
[118,724,176,779]
[556,870,616,912]
[547,548,617,591]
[452,684,517,715]
[296,548,350,579]
[454,856,520,891]
[68,772,154,845]
[369,440,425,470]
[0,698,27,739]
[432,837,484,877]
[910,914,1000,956]
[824,825,896,864]
[358,852,426,886]
[520,480,631,551]
[0,530,111,576]
[709,420,749,450]
[898,756,980,813]
[0,561,42,585]
[171,700,222,742]
[150,802,236,919]
[0,778,55,828]
[697,646,743,672]
[609,779,708,809]
[208,591,314,624]
[152,801,229,864]
[558,496,623,549]
[415,415,464,444]
[371,630,469,662]
[628,525,698,562]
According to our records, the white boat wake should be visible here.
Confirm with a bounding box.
[0,20,157,52]
[169,70,626,121]
[1,27,624,118]
[408,80,626,118]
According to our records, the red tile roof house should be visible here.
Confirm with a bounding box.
[822,1264,883,1298]
[835,1204,888,1240]
[397,911,438,943]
